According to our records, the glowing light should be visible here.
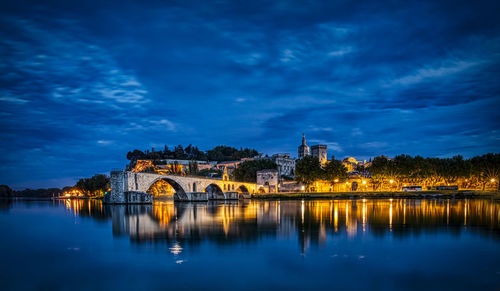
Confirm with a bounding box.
[389,180,394,184]
[334,179,339,183]
[362,180,366,185]
[169,243,183,255]
[491,179,496,183]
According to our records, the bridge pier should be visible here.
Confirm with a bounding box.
[104,171,153,204]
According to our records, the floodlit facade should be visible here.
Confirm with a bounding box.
[272,153,296,178]
[311,145,328,166]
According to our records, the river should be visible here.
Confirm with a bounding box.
[0,198,499,290]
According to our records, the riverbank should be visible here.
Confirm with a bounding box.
[252,190,500,200]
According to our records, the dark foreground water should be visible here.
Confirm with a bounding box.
[0,198,499,290]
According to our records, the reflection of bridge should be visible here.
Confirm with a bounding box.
[107,171,263,203]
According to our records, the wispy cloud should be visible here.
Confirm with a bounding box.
[0,96,29,104]
[387,60,480,87]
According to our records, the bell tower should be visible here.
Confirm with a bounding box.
[297,133,310,159]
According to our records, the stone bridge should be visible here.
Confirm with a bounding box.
[106,171,264,204]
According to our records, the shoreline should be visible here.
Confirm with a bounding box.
[2,190,499,202]
[251,190,500,200]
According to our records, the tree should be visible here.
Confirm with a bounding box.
[188,161,198,175]
[233,160,277,183]
[207,145,259,162]
[0,185,13,198]
[295,156,322,190]
[471,153,500,190]
[322,159,348,183]
[173,145,186,159]
[75,174,110,197]
[126,149,146,161]
[368,156,399,190]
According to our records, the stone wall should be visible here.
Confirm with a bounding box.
[108,171,264,204]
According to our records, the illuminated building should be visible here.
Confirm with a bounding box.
[271,153,296,178]
[311,145,328,166]
[257,169,279,193]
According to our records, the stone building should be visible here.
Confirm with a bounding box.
[271,153,296,178]
[297,133,310,159]
[257,169,279,193]
[311,145,328,166]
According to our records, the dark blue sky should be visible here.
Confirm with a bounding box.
[1,0,499,189]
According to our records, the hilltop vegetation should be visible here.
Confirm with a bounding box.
[233,160,278,182]
[126,145,259,162]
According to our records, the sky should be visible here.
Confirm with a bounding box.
[1,0,499,189]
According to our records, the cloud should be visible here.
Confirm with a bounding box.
[0,17,150,109]
[387,60,480,87]
[1,1,500,188]
[328,46,353,57]
[0,96,29,104]
[149,119,176,131]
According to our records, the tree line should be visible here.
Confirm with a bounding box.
[0,185,65,198]
[0,174,111,198]
[368,153,500,190]
[295,153,500,191]
[127,145,259,162]
[74,174,110,196]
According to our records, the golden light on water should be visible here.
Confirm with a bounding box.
[58,199,500,245]
[389,200,393,231]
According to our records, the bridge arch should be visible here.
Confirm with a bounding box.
[147,177,187,200]
[237,185,249,194]
[205,183,224,199]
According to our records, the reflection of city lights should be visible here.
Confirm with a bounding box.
[169,243,183,255]
[301,200,305,222]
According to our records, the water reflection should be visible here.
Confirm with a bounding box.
[61,199,500,252]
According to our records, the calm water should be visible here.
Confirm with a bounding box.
[0,198,499,290]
